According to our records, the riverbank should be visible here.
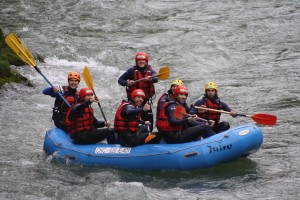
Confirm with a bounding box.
[0,29,31,87]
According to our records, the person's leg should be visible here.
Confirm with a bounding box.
[180,126,204,142]
[180,125,215,142]
[73,128,111,144]
[163,130,182,144]
[136,125,160,144]
[53,114,68,132]
[214,122,230,133]
[198,125,216,138]
[106,130,118,144]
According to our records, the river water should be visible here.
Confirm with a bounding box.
[1,0,300,199]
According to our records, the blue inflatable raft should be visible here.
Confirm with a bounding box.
[43,124,263,170]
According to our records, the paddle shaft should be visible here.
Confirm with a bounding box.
[193,106,249,117]
[92,90,107,123]
[194,106,277,126]
[183,113,208,122]
[7,34,70,107]
[134,66,169,83]
[134,73,163,83]
[34,66,71,107]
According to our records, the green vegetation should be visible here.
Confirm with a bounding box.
[0,28,31,87]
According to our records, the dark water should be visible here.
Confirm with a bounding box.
[1,0,300,199]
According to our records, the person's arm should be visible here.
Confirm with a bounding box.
[120,104,145,125]
[189,99,204,114]
[42,87,58,98]
[221,101,237,117]
[118,68,134,86]
[68,101,91,121]
[184,102,191,113]
[93,116,106,128]
[123,104,144,117]
[221,101,231,112]
[150,68,159,83]
[43,86,65,98]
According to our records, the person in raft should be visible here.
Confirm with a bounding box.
[66,88,114,144]
[156,79,185,120]
[156,86,215,144]
[190,82,237,133]
[118,52,158,132]
[43,71,80,132]
[114,89,160,147]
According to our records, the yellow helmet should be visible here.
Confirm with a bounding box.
[205,82,218,92]
[171,79,184,86]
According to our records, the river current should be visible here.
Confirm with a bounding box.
[0,0,300,199]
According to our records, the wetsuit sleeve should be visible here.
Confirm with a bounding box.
[42,87,57,98]
[221,101,232,112]
[123,104,143,117]
[93,116,106,128]
[166,104,188,126]
[189,99,204,114]
[68,101,91,121]
[42,86,66,98]
[184,102,191,113]
[118,68,134,86]
[151,69,159,83]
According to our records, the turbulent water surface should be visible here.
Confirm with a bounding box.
[1,0,300,199]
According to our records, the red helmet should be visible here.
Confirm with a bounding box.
[174,86,188,96]
[68,71,80,82]
[131,89,145,100]
[79,88,93,100]
[135,52,148,62]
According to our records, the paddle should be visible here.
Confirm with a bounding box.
[174,106,208,122]
[5,32,71,107]
[83,66,107,123]
[194,106,277,126]
[134,66,170,83]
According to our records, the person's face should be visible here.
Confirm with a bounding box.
[84,93,93,102]
[171,84,177,94]
[137,59,147,68]
[176,93,187,104]
[206,89,216,98]
[133,96,144,106]
[68,78,79,89]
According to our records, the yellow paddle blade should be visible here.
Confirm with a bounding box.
[157,66,170,80]
[5,33,36,67]
[83,66,94,90]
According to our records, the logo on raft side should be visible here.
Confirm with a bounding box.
[238,129,250,136]
[207,144,233,153]
[95,147,131,154]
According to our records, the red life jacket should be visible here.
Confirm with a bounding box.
[65,104,95,136]
[126,66,155,101]
[198,98,222,123]
[114,101,140,133]
[156,92,176,119]
[54,86,78,113]
[156,93,168,119]
[156,101,183,131]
